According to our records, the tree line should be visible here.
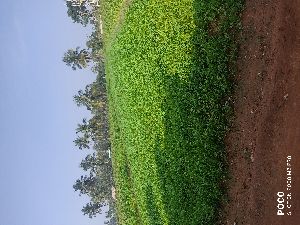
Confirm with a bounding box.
[63,1,117,224]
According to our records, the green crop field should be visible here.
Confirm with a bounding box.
[100,0,242,224]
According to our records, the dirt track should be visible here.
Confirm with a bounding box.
[220,0,300,224]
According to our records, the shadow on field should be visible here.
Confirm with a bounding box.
[151,1,242,224]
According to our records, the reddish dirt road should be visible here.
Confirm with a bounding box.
[220,0,300,224]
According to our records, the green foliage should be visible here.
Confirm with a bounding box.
[82,202,105,218]
[102,0,243,224]
[73,82,106,111]
[72,73,117,223]
[74,133,90,150]
[80,153,101,172]
[86,31,104,62]
[65,1,94,26]
[73,174,97,195]
[63,47,91,70]
[63,1,117,223]
[99,0,124,41]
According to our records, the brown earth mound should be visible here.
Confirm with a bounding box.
[220,0,300,224]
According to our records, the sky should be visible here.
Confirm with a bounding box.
[0,1,107,225]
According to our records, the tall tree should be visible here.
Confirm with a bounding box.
[73,174,97,195]
[73,84,105,111]
[74,133,90,150]
[80,153,104,173]
[63,47,91,70]
[65,1,93,26]
[86,31,104,62]
[76,118,89,134]
[82,202,106,218]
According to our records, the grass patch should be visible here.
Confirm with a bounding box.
[100,0,124,42]
[101,0,242,224]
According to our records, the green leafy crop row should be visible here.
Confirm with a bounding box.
[101,0,243,224]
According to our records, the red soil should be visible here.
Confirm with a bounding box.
[220,0,300,224]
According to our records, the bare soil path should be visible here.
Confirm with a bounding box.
[220,0,300,224]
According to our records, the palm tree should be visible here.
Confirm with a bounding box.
[63,47,91,70]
